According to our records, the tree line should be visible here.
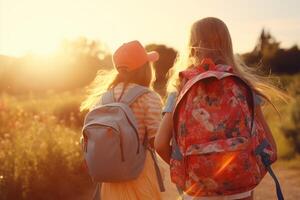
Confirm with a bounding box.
[0,30,299,94]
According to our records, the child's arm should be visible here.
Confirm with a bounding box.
[154,113,173,164]
[142,92,163,150]
[255,105,278,157]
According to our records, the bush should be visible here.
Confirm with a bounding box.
[282,97,300,154]
[0,93,91,200]
[258,74,300,158]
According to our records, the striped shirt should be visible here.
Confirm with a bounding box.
[111,82,163,140]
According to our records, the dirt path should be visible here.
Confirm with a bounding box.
[76,160,300,200]
[254,164,300,200]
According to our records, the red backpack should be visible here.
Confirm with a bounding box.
[169,58,283,199]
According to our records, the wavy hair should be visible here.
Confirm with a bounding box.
[168,17,289,105]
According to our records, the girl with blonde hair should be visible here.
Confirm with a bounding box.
[155,17,286,200]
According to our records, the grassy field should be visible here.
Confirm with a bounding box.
[0,91,91,200]
[0,74,299,200]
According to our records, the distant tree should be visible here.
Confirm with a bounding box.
[0,37,113,93]
[59,37,108,59]
[243,29,300,74]
[269,45,300,74]
[146,44,177,97]
[56,37,113,90]
[253,29,280,58]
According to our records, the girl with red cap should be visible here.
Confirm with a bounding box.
[81,40,164,200]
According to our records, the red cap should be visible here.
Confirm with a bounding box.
[113,40,159,71]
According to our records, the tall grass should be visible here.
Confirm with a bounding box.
[263,74,300,158]
[0,91,90,200]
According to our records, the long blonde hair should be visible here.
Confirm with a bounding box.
[168,17,289,103]
[80,62,153,111]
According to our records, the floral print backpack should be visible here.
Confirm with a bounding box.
[168,58,284,199]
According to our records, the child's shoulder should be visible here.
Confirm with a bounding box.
[131,87,162,110]
[140,89,162,105]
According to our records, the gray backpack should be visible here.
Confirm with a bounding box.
[82,85,164,199]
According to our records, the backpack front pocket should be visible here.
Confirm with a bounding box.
[183,137,262,196]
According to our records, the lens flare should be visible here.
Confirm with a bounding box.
[214,153,238,177]
[179,152,239,198]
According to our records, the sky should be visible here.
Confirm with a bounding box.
[0,0,300,56]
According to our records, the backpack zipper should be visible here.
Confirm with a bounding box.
[124,114,140,154]
[119,134,125,162]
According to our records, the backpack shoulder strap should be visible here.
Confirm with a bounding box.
[92,182,101,200]
[101,90,115,105]
[163,92,177,115]
[119,85,150,105]
[255,140,284,200]
[143,131,165,192]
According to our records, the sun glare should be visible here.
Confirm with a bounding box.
[214,153,237,177]
[179,153,238,198]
